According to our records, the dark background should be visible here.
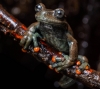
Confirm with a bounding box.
[0,0,100,89]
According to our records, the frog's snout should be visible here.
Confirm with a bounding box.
[35,11,45,21]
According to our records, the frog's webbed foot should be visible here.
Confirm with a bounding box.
[20,32,42,53]
[49,54,91,75]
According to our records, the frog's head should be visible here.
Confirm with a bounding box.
[35,3,67,25]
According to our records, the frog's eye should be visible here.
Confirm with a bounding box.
[35,3,43,12]
[54,9,65,18]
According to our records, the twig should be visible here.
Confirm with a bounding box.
[0,4,100,89]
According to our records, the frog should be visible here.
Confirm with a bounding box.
[20,3,90,88]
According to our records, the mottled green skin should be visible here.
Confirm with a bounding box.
[20,3,90,88]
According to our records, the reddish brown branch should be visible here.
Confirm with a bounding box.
[0,4,100,89]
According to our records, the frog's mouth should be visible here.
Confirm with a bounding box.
[36,16,66,25]
[39,19,66,26]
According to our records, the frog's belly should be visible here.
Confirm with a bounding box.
[45,35,69,53]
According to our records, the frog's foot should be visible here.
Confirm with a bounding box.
[58,75,76,88]
[20,32,41,53]
[49,55,74,73]
[49,55,92,75]
[32,33,42,53]
[75,62,90,75]
[75,55,92,75]
[20,35,32,53]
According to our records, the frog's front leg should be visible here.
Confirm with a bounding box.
[49,33,90,75]
[49,33,78,71]
[20,22,41,52]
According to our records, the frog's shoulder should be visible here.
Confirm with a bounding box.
[64,22,74,36]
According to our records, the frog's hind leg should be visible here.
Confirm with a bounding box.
[58,75,76,88]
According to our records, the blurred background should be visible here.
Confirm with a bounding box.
[0,0,100,89]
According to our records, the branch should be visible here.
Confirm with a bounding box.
[0,4,100,89]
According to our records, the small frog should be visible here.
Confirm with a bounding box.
[20,3,90,88]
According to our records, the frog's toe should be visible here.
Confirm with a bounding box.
[53,62,73,73]
[33,47,40,52]
[51,56,64,63]
[48,61,64,72]
[79,62,90,70]
[21,48,27,53]
[52,62,64,67]
[55,68,61,73]
[48,64,61,73]
[50,61,67,72]
[20,36,27,46]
